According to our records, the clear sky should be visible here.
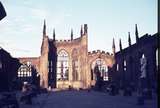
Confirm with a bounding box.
[0,0,157,57]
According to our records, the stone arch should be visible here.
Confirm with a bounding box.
[57,49,69,57]
[89,54,114,68]
[91,58,109,81]
[88,53,114,85]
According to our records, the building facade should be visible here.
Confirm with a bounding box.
[1,21,158,91]
[110,25,159,91]
[0,47,20,92]
[18,21,115,89]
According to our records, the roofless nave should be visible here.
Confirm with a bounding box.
[17,20,115,89]
[1,20,158,92]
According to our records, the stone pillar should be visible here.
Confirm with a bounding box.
[39,36,49,88]
[69,54,72,86]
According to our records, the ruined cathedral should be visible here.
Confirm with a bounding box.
[18,21,115,89]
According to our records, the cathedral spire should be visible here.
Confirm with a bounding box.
[43,19,46,36]
[119,38,122,51]
[53,28,55,41]
[135,24,139,43]
[71,28,73,40]
[128,32,131,46]
[80,25,83,37]
[112,38,115,55]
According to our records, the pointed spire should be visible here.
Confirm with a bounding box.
[135,24,139,43]
[80,25,83,36]
[53,28,55,41]
[43,19,46,36]
[84,24,88,35]
[128,32,131,46]
[119,38,122,51]
[112,38,116,55]
[112,38,115,48]
[71,29,73,40]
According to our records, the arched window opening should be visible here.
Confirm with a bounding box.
[57,50,69,81]
[18,62,32,78]
[140,54,147,78]
[92,58,108,81]
[156,49,158,71]
[124,60,126,71]
[48,61,53,73]
[117,64,119,71]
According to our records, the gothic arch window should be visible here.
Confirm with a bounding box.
[124,60,126,71]
[72,48,78,81]
[49,61,53,73]
[117,64,119,71]
[18,61,32,78]
[91,58,108,81]
[140,54,147,78]
[156,49,158,71]
[57,50,69,81]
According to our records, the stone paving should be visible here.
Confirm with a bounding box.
[19,90,157,108]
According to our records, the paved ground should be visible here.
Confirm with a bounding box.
[19,90,157,108]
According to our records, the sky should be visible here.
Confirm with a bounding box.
[0,0,157,57]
